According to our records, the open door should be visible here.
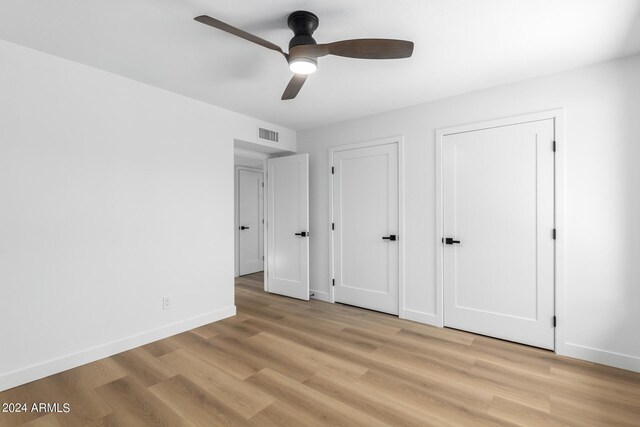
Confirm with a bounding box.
[266,154,309,300]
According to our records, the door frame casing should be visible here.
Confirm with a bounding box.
[234,165,264,277]
[435,109,565,353]
[328,136,405,317]
[262,158,268,292]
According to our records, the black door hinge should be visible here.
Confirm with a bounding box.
[553,316,557,327]
[552,140,557,152]
[332,279,335,287]
[331,166,334,174]
[332,222,335,230]
[552,229,556,240]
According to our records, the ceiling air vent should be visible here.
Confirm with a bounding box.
[258,127,279,143]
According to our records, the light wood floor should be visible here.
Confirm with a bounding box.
[1,273,640,426]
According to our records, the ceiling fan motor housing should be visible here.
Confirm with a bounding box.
[287,11,319,49]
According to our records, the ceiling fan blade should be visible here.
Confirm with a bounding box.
[327,39,414,59]
[282,74,308,100]
[293,39,413,60]
[194,15,287,58]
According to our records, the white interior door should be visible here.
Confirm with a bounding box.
[238,169,263,276]
[443,119,555,349]
[333,143,399,315]
[266,154,309,300]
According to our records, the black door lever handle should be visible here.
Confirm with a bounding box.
[443,237,460,244]
[240,226,250,230]
[295,232,308,237]
[382,235,397,241]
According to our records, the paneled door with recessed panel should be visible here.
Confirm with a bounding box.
[442,119,555,349]
[266,154,309,300]
[237,169,263,276]
[333,143,399,315]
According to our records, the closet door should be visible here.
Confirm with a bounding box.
[333,143,399,315]
[442,119,555,349]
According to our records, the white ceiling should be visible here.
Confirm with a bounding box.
[1,0,639,130]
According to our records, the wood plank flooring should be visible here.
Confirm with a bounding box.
[1,272,640,426]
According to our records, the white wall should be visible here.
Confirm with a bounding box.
[298,54,640,372]
[0,39,294,391]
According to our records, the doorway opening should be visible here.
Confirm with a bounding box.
[233,140,310,301]
[235,163,264,277]
[233,142,274,279]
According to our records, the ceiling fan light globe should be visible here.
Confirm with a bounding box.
[289,58,317,75]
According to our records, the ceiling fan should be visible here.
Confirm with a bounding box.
[194,11,414,100]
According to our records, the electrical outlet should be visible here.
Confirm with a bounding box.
[163,296,172,310]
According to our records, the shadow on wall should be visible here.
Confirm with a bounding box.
[616,7,640,367]
[595,6,640,375]
[616,5,640,365]
[620,5,640,57]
